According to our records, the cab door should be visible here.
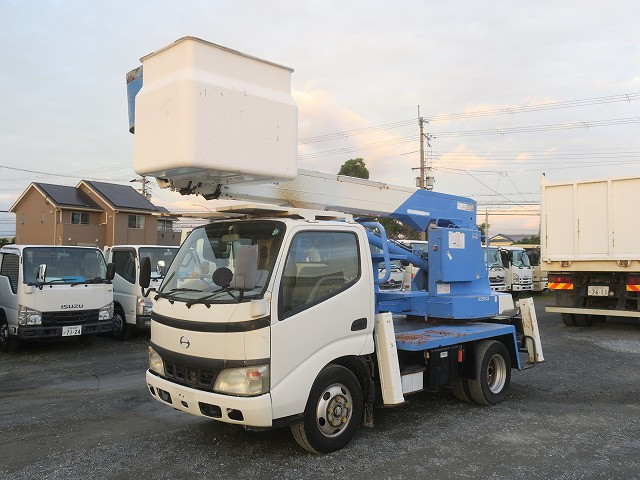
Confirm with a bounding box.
[269,226,374,420]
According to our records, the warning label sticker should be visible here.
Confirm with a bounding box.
[448,231,465,249]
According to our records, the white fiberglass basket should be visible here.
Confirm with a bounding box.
[134,37,298,185]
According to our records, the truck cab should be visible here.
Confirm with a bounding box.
[500,246,533,293]
[484,246,508,292]
[104,245,178,340]
[0,245,114,351]
[520,245,547,292]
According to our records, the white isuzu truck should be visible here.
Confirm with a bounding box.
[126,37,543,453]
[0,245,114,351]
[104,245,179,340]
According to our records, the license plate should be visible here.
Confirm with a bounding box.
[62,325,82,336]
[588,286,609,297]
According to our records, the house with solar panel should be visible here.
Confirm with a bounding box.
[9,181,180,247]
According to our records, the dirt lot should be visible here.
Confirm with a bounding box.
[1,296,639,480]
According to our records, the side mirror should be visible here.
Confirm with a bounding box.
[139,256,151,296]
[106,263,115,281]
[36,264,47,283]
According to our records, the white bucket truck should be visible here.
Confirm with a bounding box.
[104,245,179,339]
[126,37,542,453]
[0,245,114,351]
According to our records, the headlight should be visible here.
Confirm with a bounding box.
[18,304,42,326]
[99,302,114,320]
[137,296,153,316]
[148,346,165,376]
[214,364,270,396]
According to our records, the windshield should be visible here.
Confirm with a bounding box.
[511,250,531,268]
[524,248,540,266]
[408,242,429,254]
[159,220,285,302]
[139,247,179,279]
[484,247,504,269]
[23,247,107,284]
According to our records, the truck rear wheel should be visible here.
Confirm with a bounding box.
[0,317,20,352]
[561,313,576,327]
[468,340,511,406]
[452,376,471,402]
[291,364,363,454]
[574,315,593,327]
[111,311,132,341]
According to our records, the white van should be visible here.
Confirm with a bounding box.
[104,245,179,340]
[0,245,114,351]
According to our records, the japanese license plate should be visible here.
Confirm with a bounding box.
[62,325,82,336]
[587,286,609,297]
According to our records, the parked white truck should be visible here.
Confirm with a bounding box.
[499,246,533,293]
[126,36,542,454]
[0,245,114,351]
[104,245,179,339]
[484,246,508,292]
[519,245,547,292]
[541,174,640,326]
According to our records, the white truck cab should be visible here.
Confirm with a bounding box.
[0,245,114,351]
[520,245,547,292]
[484,246,508,292]
[104,245,179,340]
[500,246,533,293]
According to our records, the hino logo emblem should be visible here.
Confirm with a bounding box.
[61,304,83,309]
[179,336,191,348]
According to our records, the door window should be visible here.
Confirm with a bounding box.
[0,254,19,294]
[279,231,360,319]
[112,250,136,284]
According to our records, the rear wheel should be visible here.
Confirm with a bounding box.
[574,314,593,327]
[561,313,576,327]
[291,365,363,454]
[0,317,20,352]
[452,375,471,402]
[468,340,511,406]
[111,311,132,340]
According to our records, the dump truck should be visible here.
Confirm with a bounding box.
[541,174,640,326]
[126,36,543,453]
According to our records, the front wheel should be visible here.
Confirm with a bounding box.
[111,311,132,340]
[468,340,511,405]
[291,365,363,454]
[0,317,20,352]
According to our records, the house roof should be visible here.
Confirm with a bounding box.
[155,206,179,221]
[81,180,158,212]
[11,183,103,212]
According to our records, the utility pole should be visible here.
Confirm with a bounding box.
[417,106,432,239]
[130,176,152,200]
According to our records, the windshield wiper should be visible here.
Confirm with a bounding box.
[155,287,203,300]
[185,288,243,308]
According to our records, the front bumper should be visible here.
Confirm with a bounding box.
[490,284,509,292]
[146,370,273,427]
[17,320,112,339]
[136,315,151,329]
[512,283,533,292]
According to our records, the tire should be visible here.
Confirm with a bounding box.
[452,375,471,402]
[574,315,593,327]
[291,365,363,454]
[561,313,576,327]
[0,316,20,352]
[468,340,511,406]
[111,311,132,341]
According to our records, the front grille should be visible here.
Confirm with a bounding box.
[164,361,218,390]
[41,309,100,326]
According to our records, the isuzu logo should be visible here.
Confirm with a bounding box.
[179,336,191,349]
[61,304,83,309]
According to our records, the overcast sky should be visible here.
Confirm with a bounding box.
[1,0,639,237]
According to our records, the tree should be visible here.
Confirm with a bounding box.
[477,222,490,236]
[338,158,369,179]
[514,234,540,245]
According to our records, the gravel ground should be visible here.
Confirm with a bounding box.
[1,296,639,480]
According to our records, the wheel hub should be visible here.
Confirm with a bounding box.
[316,384,353,437]
[487,354,507,394]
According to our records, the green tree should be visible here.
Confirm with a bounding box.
[338,158,369,179]
[514,234,540,245]
[477,222,490,236]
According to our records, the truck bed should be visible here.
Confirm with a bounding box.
[392,317,520,367]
